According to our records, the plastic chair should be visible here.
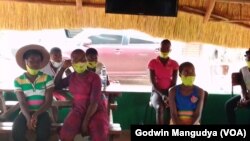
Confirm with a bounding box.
[231,72,241,97]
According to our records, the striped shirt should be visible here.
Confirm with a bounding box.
[14,71,54,111]
[175,85,199,124]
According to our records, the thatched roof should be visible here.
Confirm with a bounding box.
[1,0,250,48]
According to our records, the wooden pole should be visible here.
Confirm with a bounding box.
[204,0,216,22]
[217,0,250,4]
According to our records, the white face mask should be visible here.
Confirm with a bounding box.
[51,61,63,68]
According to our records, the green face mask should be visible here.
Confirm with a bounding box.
[72,62,88,73]
[181,75,195,86]
[246,61,250,68]
[160,52,169,59]
[26,65,39,75]
[87,61,97,69]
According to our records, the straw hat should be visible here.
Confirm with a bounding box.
[15,44,50,70]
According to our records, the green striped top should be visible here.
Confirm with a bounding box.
[14,71,54,111]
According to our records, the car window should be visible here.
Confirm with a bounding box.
[129,38,154,44]
[122,36,129,45]
[89,34,123,44]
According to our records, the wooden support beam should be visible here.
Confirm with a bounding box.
[211,19,250,22]
[180,6,229,21]
[204,0,216,22]
[76,0,82,11]
[1,0,105,7]
[217,0,250,4]
[76,0,82,14]
[180,6,250,24]
[180,6,250,28]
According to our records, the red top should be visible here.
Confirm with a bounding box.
[148,57,179,89]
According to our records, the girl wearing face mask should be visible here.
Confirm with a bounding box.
[72,62,88,74]
[13,45,54,141]
[54,49,109,141]
[86,48,110,87]
[168,62,206,125]
[148,39,179,125]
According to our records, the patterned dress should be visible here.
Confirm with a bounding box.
[59,71,108,141]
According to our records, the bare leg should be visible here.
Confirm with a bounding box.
[156,104,164,125]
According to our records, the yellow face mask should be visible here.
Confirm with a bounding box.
[72,62,88,73]
[181,75,195,86]
[160,52,169,59]
[87,61,97,69]
[26,65,39,75]
[246,61,250,68]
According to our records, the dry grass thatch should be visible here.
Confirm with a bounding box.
[0,0,250,48]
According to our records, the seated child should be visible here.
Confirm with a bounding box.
[168,62,205,125]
